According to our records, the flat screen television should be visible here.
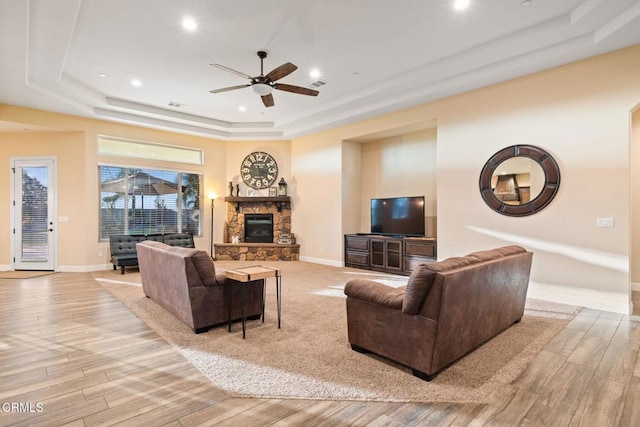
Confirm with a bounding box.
[370,196,425,237]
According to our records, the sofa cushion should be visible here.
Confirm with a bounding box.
[109,234,146,255]
[403,256,475,315]
[163,233,195,248]
[189,250,220,287]
[144,244,219,288]
[145,234,166,243]
[402,265,437,315]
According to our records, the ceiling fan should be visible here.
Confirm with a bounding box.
[210,51,319,108]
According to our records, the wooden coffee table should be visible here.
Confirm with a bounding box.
[225,265,281,338]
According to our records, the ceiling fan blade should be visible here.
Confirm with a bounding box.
[261,94,275,108]
[209,84,250,94]
[210,63,253,80]
[274,83,319,96]
[265,63,297,82]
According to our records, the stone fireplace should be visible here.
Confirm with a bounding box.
[214,196,299,261]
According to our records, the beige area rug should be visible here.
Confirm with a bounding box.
[93,261,580,404]
[0,271,55,279]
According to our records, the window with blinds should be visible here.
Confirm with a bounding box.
[99,166,202,239]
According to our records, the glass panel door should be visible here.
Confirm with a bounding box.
[12,158,56,271]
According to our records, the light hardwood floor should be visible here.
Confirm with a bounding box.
[1,272,639,426]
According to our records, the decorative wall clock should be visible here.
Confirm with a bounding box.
[241,151,279,189]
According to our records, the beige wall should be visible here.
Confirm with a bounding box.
[0,131,87,267]
[0,104,227,271]
[225,140,291,198]
[2,45,640,313]
[631,108,640,287]
[290,132,343,265]
[434,50,634,312]
[290,45,640,313]
[358,129,437,237]
[341,140,362,237]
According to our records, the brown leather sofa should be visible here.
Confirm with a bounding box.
[136,240,263,333]
[344,245,533,381]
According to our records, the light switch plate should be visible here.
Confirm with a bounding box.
[596,218,614,228]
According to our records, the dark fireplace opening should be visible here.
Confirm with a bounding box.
[244,213,274,243]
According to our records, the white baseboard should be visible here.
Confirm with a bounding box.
[57,264,112,273]
[299,256,343,268]
[528,280,631,314]
[0,263,111,273]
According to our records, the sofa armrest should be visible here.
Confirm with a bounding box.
[344,279,404,310]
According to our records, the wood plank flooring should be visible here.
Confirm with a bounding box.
[1,272,639,426]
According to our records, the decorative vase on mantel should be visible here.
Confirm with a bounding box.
[228,181,235,197]
[236,184,240,197]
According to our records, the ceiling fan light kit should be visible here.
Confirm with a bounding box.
[210,51,319,107]
[252,83,273,96]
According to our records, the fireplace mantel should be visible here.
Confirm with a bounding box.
[225,196,290,212]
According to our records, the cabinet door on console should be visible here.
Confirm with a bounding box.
[345,235,370,268]
[403,239,437,274]
[404,240,436,258]
[370,238,403,272]
[345,236,369,251]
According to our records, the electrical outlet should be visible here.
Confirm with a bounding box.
[98,250,104,257]
[596,218,614,228]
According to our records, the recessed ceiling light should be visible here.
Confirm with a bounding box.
[238,106,247,112]
[130,79,142,87]
[453,0,470,10]
[182,17,197,31]
[310,69,321,79]
[98,73,107,78]
[521,0,531,5]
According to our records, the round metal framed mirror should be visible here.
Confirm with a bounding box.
[479,145,560,217]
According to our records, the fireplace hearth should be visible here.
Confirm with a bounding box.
[244,213,274,243]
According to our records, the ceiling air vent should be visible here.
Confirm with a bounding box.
[309,80,327,88]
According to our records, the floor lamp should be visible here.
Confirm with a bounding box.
[208,192,218,259]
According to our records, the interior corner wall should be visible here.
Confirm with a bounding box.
[359,129,437,237]
[0,104,228,272]
[631,107,640,289]
[290,133,343,266]
[225,140,292,198]
[341,140,362,236]
[0,131,87,269]
[290,45,640,314]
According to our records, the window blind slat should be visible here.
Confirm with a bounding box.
[99,166,202,239]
